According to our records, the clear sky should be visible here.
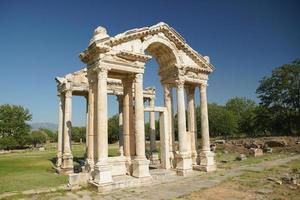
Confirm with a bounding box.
[0,0,299,126]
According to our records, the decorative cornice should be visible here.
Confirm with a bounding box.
[116,51,152,62]
[100,22,214,72]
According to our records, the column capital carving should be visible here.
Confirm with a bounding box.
[95,67,108,80]
[134,73,143,83]
[65,90,72,98]
[175,79,185,89]
[200,82,208,90]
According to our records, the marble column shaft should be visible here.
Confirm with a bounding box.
[122,80,132,157]
[118,95,124,156]
[96,68,108,162]
[187,86,197,163]
[56,94,64,168]
[62,90,73,171]
[134,73,146,158]
[200,84,210,152]
[176,81,188,153]
[163,84,175,153]
[63,90,72,155]
[87,81,94,166]
[149,98,156,152]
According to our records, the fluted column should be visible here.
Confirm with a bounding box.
[85,96,88,147]
[86,80,94,170]
[149,97,156,152]
[132,73,150,178]
[56,94,64,169]
[186,86,197,165]
[134,73,146,158]
[199,83,216,172]
[163,84,175,158]
[61,90,73,173]
[176,80,192,175]
[122,79,132,157]
[118,95,124,156]
[200,84,210,152]
[176,80,188,153]
[94,67,112,184]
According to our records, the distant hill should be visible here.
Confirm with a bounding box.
[30,122,58,132]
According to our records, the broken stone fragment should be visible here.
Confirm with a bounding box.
[267,177,282,185]
[249,148,263,157]
[236,154,247,161]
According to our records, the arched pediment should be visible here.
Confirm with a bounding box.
[80,22,214,74]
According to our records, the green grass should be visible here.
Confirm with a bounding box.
[0,142,119,194]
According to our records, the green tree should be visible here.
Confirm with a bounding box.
[0,104,32,149]
[196,103,238,138]
[256,59,300,135]
[108,115,119,144]
[226,97,257,136]
[29,130,47,147]
[71,127,86,143]
[39,128,55,142]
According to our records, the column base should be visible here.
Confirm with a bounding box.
[56,154,62,168]
[191,151,198,165]
[61,153,74,174]
[132,157,150,178]
[176,152,192,176]
[84,159,94,173]
[93,162,113,185]
[199,151,216,172]
[150,152,160,165]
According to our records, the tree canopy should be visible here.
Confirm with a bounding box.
[0,104,32,148]
[256,59,300,135]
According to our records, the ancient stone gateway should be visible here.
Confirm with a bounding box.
[55,22,216,190]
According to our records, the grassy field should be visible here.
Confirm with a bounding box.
[0,141,294,196]
[0,143,119,194]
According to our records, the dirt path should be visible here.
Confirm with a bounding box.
[7,154,300,200]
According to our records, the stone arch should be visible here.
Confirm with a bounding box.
[140,35,182,68]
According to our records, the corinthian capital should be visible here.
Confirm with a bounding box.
[175,79,185,89]
[95,67,108,80]
[134,73,143,83]
[200,82,208,90]
[65,90,72,98]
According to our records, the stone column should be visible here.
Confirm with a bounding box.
[132,73,150,178]
[118,95,124,156]
[122,79,131,157]
[199,83,216,172]
[176,80,192,175]
[129,82,135,157]
[86,80,94,171]
[149,97,159,165]
[94,67,112,184]
[56,94,64,169]
[163,84,175,165]
[61,90,74,173]
[149,98,156,152]
[159,110,170,169]
[186,86,197,165]
[85,96,88,149]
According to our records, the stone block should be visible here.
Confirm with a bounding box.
[199,151,216,172]
[249,148,263,157]
[132,158,150,178]
[93,163,113,185]
[176,152,192,175]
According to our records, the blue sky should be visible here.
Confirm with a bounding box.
[0,0,299,126]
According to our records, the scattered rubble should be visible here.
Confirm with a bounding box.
[236,154,247,161]
[249,148,263,157]
[214,139,226,144]
[267,177,282,185]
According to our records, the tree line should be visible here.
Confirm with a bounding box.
[0,59,299,150]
